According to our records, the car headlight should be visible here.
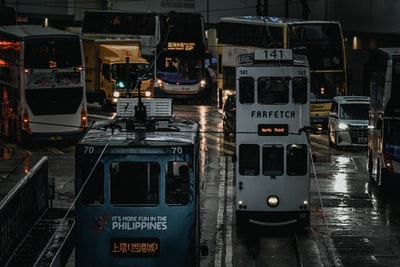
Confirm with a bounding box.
[338,122,349,130]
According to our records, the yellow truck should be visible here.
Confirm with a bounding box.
[83,39,154,110]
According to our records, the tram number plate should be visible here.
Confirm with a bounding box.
[110,237,160,257]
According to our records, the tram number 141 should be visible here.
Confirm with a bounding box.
[255,48,293,61]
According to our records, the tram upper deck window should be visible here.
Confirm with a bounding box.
[166,161,190,205]
[239,77,254,104]
[110,162,160,205]
[262,145,284,177]
[292,77,308,104]
[258,77,289,104]
[81,161,104,205]
[239,144,260,175]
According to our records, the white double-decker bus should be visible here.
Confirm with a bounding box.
[235,48,311,226]
[0,25,87,143]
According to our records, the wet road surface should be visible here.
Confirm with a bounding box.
[2,104,400,266]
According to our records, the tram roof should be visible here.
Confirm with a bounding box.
[78,118,200,148]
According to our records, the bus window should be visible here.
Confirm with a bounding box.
[239,144,260,175]
[239,77,254,104]
[262,145,284,177]
[110,162,160,205]
[287,144,308,175]
[25,39,82,68]
[258,77,289,104]
[166,162,190,205]
[292,77,308,104]
[81,161,104,205]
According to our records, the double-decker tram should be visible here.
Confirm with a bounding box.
[0,25,87,143]
[75,98,203,266]
[235,48,311,226]
[218,16,347,130]
[368,47,400,188]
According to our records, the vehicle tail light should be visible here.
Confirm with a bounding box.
[80,105,88,132]
[22,109,32,134]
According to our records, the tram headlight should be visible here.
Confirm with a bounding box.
[267,195,279,207]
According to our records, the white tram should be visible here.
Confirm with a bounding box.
[235,49,311,226]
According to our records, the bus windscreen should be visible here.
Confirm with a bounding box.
[24,38,82,68]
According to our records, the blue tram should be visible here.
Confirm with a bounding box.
[75,98,202,266]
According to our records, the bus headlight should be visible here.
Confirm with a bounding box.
[267,195,279,207]
[157,79,164,89]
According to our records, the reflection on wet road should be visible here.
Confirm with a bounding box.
[310,133,400,267]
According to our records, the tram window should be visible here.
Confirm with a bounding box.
[166,161,190,205]
[239,144,260,175]
[258,77,289,104]
[262,145,284,177]
[239,77,254,104]
[287,144,308,175]
[81,161,104,205]
[110,161,160,205]
[292,77,308,104]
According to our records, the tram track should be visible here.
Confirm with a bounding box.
[234,225,311,267]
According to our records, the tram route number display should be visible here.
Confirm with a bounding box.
[254,48,293,61]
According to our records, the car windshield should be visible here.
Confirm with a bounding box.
[340,103,369,120]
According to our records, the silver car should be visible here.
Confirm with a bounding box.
[328,96,370,147]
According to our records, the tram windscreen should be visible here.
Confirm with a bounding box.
[262,145,284,176]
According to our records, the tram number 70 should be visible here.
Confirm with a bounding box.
[171,146,183,154]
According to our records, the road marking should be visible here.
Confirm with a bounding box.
[214,156,233,267]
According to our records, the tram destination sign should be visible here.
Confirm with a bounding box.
[258,124,289,136]
[110,237,160,257]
